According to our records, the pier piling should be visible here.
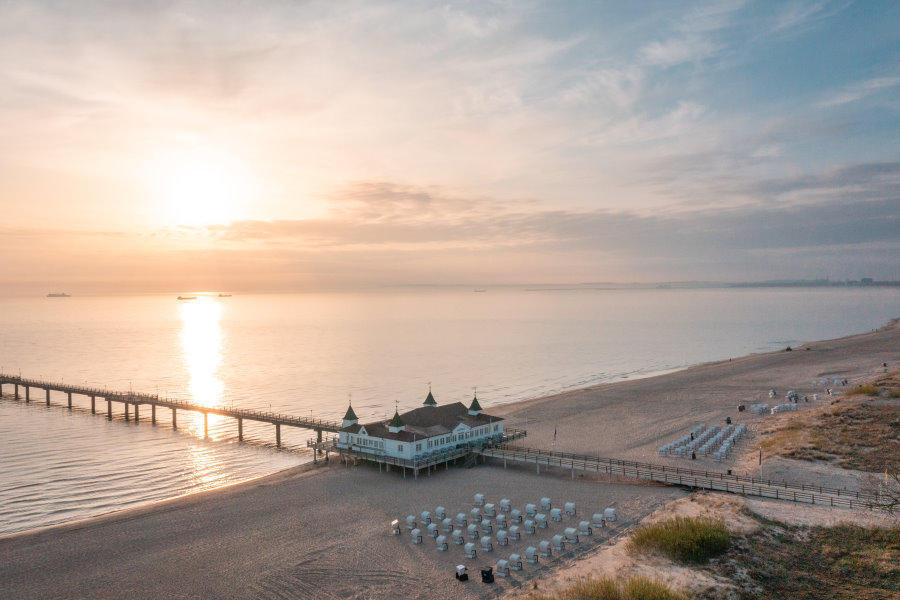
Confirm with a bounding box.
[2,374,342,457]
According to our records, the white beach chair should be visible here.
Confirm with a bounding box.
[495,559,509,577]
[578,521,592,536]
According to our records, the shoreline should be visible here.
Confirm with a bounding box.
[493,317,898,419]
[1,318,897,599]
[0,460,326,543]
[2,318,897,541]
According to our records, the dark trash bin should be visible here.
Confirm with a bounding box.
[481,567,494,584]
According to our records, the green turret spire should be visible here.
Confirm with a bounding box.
[423,387,437,406]
[468,393,482,415]
[343,404,358,421]
[388,409,405,428]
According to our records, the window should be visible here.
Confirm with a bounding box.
[398,444,404,452]
[416,443,422,451]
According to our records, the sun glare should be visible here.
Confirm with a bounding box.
[154,147,251,226]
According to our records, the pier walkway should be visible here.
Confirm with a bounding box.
[477,444,887,509]
[0,374,340,455]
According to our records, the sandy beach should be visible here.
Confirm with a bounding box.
[1,320,897,599]
[495,319,899,465]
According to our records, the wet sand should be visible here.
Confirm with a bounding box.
[1,320,897,599]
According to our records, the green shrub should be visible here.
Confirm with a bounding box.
[849,384,880,396]
[629,516,730,563]
[527,575,688,600]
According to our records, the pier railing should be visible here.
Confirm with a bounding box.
[493,443,884,501]
[479,444,889,509]
[0,374,343,441]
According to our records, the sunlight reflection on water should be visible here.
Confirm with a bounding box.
[179,297,229,439]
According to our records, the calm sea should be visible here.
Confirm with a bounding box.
[1,287,897,534]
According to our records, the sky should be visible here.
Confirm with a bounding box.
[0,0,898,292]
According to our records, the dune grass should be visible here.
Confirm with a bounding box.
[527,575,689,600]
[628,516,730,564]
[849,383,882,396]
[732,522,900,600]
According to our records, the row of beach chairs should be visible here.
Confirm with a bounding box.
[393,494,617,573]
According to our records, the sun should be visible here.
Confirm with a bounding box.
[154,147,250,226]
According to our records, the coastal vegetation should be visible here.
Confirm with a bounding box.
[758,400,900,472]
[758,371,900,473]
[526,575,689,600]
[716,520,900,600]
[628,516,730,564]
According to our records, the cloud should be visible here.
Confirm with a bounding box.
[640,37,718,67]
[817,76,900,108]
[0,0,897,290]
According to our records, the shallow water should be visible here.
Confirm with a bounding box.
[0,287,897,533]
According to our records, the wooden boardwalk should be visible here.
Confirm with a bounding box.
[0,374,340,453]
[478,444,887,510]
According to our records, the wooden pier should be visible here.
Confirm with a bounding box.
[0,374,339,457]
[477,444,887,509]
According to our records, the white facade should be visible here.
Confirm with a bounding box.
[336,394,503,461]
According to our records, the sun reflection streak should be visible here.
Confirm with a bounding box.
[179,297,226,439]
